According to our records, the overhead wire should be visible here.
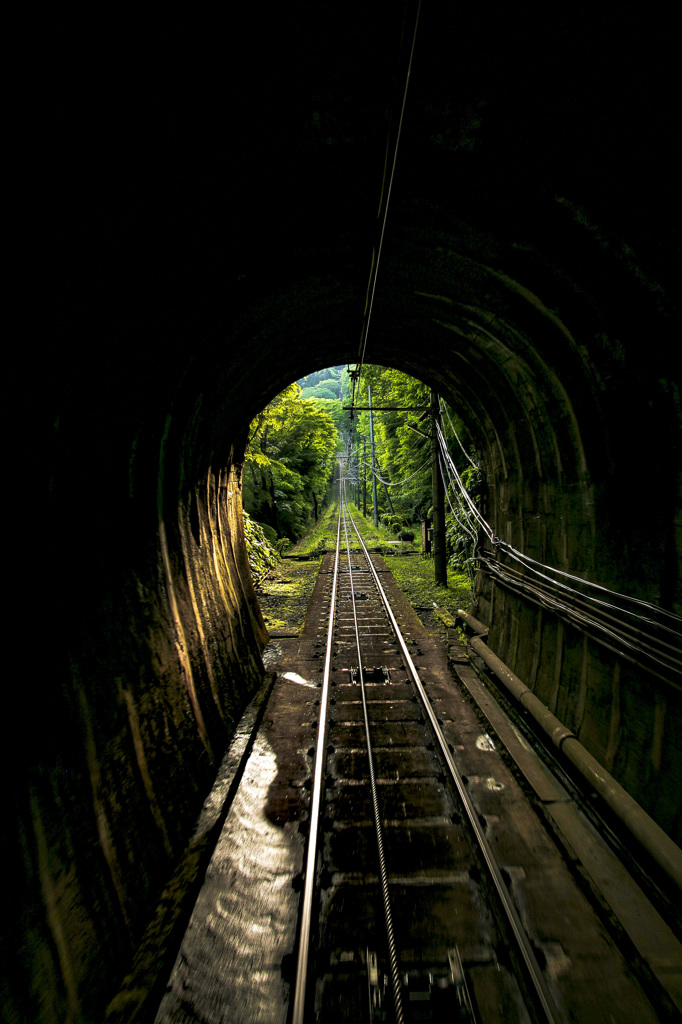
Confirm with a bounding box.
[436,422,492,540]
[350,0,422,416]
[439,455,478,547]
[440,398,478,470]
[372,455,431,487]
[438,451,479,541]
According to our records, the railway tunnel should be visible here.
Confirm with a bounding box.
[7,5,682,1022]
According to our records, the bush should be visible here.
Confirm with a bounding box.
[398,529,414,542]
[382,512,410,534]
[257,522,278,545]
[243,511,279,584]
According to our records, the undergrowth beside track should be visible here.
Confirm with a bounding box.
[256,501,472,642]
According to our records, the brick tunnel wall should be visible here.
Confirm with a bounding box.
[10,260,680,1024]
[7,6,682,1022]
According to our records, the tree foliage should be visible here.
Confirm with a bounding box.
[244,365,483,572]
[243,383,338,541]
[347,366,431,521]
[298,365,344,398]
[345,365,482,572]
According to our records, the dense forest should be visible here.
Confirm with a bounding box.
[243,365,481,575]
[242,382,339,545]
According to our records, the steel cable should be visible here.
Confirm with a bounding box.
[441,397,478,469]
[346,490,560,1024]
[340,478,405,1024]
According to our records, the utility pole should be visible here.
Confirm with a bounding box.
[377,460,394,513]
[368,385,379,527]
[431,390,447,586]
[351,426,357,506]
[363,439,367,516]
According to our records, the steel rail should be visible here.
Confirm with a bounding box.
[291,506,342,1024]
[346,507,562,1024]
[339,481,406,1024]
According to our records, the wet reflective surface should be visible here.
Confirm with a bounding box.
[155,675,311,1023]
[153,553,681,1023]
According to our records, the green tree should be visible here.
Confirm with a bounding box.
[351,366,431,524]
[348,366,481,569]
[306,397,353,441]
[306,382,338,401]
[243,383,339,540]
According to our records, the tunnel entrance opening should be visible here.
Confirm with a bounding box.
[14,257,681,1024]
[243,361,479,647]
[12,7,682,1018]
[240,362,478,566]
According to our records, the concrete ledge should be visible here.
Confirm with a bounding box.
[457,611,682,896]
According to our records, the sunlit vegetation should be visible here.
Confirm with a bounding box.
[298,365,353,443]
[388,557,471,638]
[256,559,321,634]
[242,365,482,590]
[254,500,472,637]
[290,501,344,555]
[342,365,481,577]
[292,499,416,556]
[298,365,344,402]
[242,511,280,584]
[243,383,338,543]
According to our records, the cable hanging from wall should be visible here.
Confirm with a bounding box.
[434,412,682,683]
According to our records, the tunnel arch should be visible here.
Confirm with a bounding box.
[15,184,682,1024]
[9,6,682,1022]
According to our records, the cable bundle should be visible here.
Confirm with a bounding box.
[435,411,682,684]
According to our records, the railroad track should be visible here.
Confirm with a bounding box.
[156,483,680,1024]
[292,484,565,1023]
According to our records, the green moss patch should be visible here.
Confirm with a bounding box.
[385,554,471,642]
[293,500,420,555]
[255,501,471,641]
[256,559,322,634]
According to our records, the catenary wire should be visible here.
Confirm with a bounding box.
[351,1,421,411]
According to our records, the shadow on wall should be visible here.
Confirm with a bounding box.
[7,5,682,1022]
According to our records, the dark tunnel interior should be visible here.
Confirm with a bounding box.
[6,5,682,1021]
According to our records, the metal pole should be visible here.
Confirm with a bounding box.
[431,390,447,586]
[368,386,379,528]
[377,462,394,514]
[363,439,367,517]
[349,432,355,506]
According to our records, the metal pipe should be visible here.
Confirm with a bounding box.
[430,390,447,586]
[461,622,682,894]
[456,609,489,636]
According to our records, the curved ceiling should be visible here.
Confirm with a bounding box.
[8,10,682,1021]
[12,2,682,709]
